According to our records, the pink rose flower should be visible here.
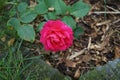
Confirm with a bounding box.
[40,20,74,52]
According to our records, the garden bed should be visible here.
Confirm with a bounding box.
[0,0,120,80]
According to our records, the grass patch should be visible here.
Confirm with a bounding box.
[0,40,41,80]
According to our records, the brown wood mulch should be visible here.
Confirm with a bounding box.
[27,0,120,79]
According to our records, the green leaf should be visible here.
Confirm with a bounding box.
[7,18,20,30]
[37,22,45,32]
[44,0,55,8]
[53,0,67,15]
[44,12,57,20]
[44,0,55,7]
[70,1,90,18]
[62,16,76,30]
[17,25,35,42]
[74,27,84,39]
[36,0,44,3]
[35,1,48,14]
[17,2,28,12]
[20,10,37,23]
[9,6,16,17]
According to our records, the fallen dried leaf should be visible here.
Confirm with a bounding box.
[114,46,120,58]
[90,44,103,50]
[29,0,37,8]
[82,54,92,62]
[65,59,77,68]
[46,60,52,66]
[74,69,80,79]
[8,38,15,46]
[1,36,6,42]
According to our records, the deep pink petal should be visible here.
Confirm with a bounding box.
[39,20,74,52]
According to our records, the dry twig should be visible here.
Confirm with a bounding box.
[69,48,86,60]
[89,11,120,14]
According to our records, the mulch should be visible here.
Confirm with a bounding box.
[23,0,120,79]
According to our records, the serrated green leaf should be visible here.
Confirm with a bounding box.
[35,1,48,14]
[44,0,55,7]
[17,25,35,42]
[70,1,90,18]
[20,10,37,23]
[17,2,28,12]
[62,16,76,30]
[74,27,84,39]
[44,12,57,20]
[7,18,20,30]
[53,0,67,15]
[37,22,45,32]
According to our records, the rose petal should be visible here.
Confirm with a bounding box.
[40,20,74,52]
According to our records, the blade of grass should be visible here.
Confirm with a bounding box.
[104,0,107,20]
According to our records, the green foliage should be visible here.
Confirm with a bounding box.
[7,18,35,42]
[0,0,17,40]
[53,0,67,15]
[20,10,37,23]
[44,12,57,20]
[34,1,48,14]
[37,22,45,32]
[0,40,72,80]
[7,2,36,42]
[17,25,35,42]
[70,1,90,18]
[9,6,17,17]
[74,27,84,39]
[44,0,55,7]
[7,18,20,30]
[17,2,28,12]
[0,41,33,80]
[62,16,76,30]
[79,59,120,80]
[0,0,8,9]
[7,0,91,42]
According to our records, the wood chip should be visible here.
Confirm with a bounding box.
[87,37,92,50]
[74,69,80,79]
[115,46,120,58]
[65,59,77,68]
[96,20,111,26]
[69,49,86,60]
[82,54,92,62]
[48,7,54,11]
[46,60,52,66]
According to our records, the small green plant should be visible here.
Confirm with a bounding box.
[0,0,8,9]
[7,0,91,42]
[0,40,29,80]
